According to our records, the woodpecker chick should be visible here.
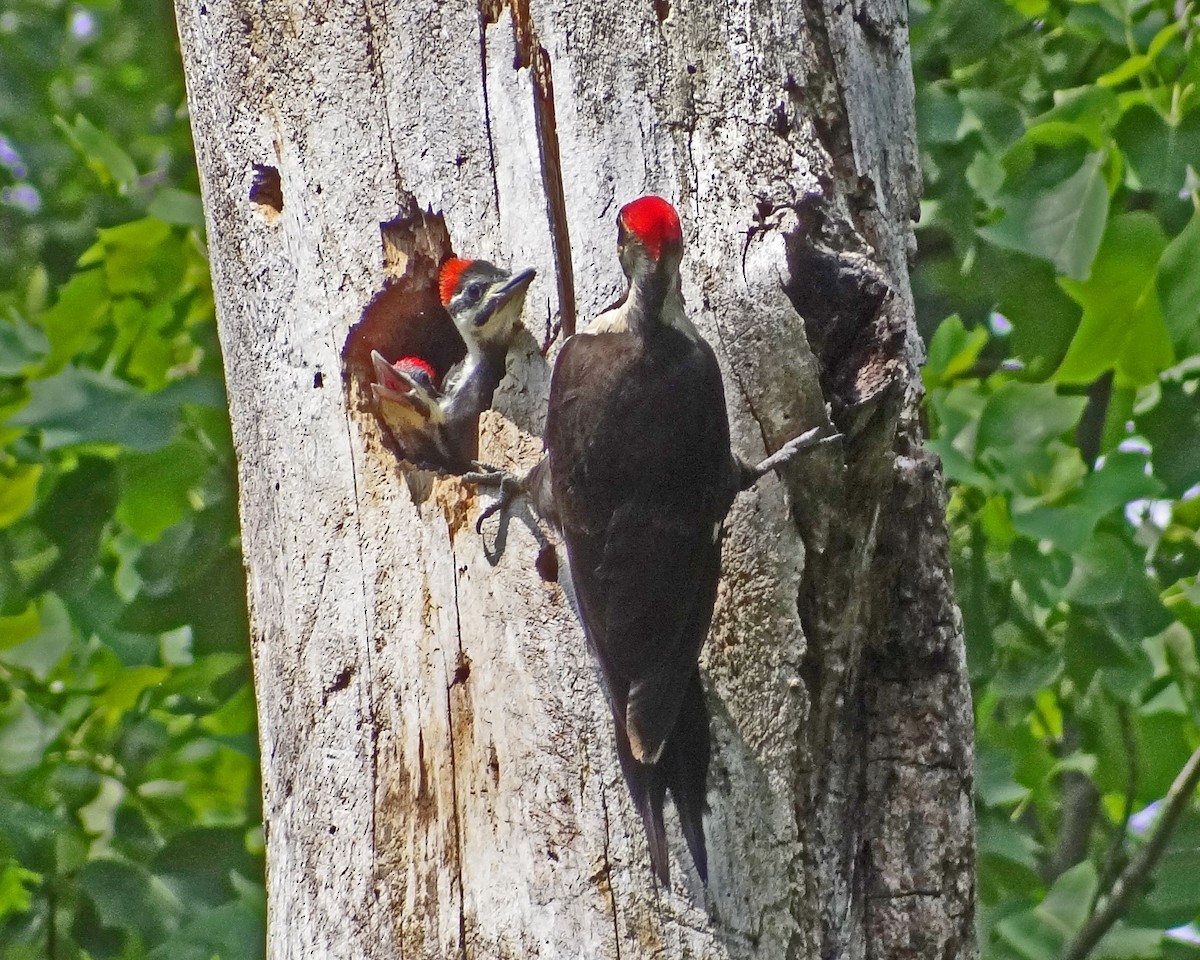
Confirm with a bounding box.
[370,258,535,471]
[372,355,440,416]
[370,352,447,466]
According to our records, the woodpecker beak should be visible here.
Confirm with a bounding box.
[371,350,406,394]
[479,267,536,326]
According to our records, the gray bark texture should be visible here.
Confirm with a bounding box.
[174,0,977,957]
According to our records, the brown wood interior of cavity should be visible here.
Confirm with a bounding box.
[249,164,283,214]
[343,279,467,399]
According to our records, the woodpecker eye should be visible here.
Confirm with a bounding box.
[465,282,485,303]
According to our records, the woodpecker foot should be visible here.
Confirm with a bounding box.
[741,424,841,490]
[463,466,527,534]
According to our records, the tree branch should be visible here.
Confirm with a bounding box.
[1044,722,1099,884]
[1063,746,1200,960]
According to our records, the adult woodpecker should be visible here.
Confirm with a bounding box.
[371,257,535,471]
[540,195,733,886]
[468,197,835,885]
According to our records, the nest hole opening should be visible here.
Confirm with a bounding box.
[342,208,467,466]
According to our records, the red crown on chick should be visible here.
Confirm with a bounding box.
[619,195,683,262]
[394,355,438,387]
[438,258,473,306]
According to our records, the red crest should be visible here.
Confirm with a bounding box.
[619,195,683,261]
[438,258,472,306]
[394,355,438,388]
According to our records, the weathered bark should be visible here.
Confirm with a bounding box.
[175,0,976,957]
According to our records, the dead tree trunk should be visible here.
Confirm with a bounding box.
[175,0,976,957]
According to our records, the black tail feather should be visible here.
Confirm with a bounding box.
[613,717,672,885]
[662,671,711,884]
[612,670,711,887]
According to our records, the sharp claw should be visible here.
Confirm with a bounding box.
[475,497,507,534]
[463,468,526,534]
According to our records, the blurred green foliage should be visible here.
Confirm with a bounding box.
[913,0,1200,955]
[0,1,262,958]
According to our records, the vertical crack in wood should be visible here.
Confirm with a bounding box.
[335,303,383,928]
[598,784,622,960]
[362,0,404,190]
[447,542,468,957]
[797,0,858,188]
[484,0,578,337]
[476,6,503,224]
[711,316,787,467]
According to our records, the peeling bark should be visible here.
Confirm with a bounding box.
[174,0,976,957]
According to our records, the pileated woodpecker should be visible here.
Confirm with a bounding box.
[467,197,835,886]
[371,258,535,471]
[540,195,733,886]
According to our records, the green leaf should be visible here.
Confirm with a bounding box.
[1064,616,1143,702]
[77,858,185,941]
[1097,54,1152,87]
[0,861,41,922]
[152,827,259,907]
[146,897,265,960]
[925,314,989,387]
[9,366,221,452]
[0,606,40,653]
[959,89,1027,152]
[0,595,72,680]
[117,441,210,542]
[1027,87,1119,149]
[37,268,110,372]
[97,666,169,723]
[31,459,118,596]
[1092,925,1164,959]
[0,695,56,775]
[978,745,1033,807]
[995,648,1064,696]
[1133,713,1196,801]
[1078,451,1164,515]
[199,683,257,736]
[91,218,177,297]
[978,250,1082,375]
[53,115,139,192]
[1014,452,1163,551]
[1144,816,1200,925]
[1115,106,1200,195]
[0,320,49,377]
[976,382,1088,490]
[0,464,42,528]
[1051,751,1099,782]
[1056,213,1174,386]
[1012,538,1072,606]
[917,86,966,145]
[147,190,206,229]
[1157,214,1200,355]
[1146,20,1184,59]
[980,151,1110,281]
[997,909,1066,960]
[978,815,1042,875]
[1040,862,1099,934]
[978,383,1088,454]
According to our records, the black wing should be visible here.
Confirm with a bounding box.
[545,328,732,762]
